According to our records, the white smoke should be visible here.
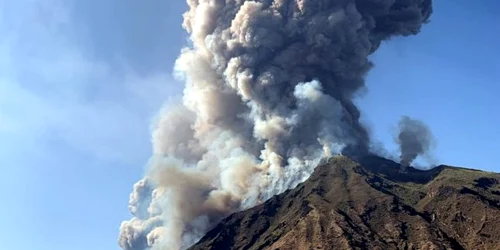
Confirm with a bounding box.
[119,0,432,249]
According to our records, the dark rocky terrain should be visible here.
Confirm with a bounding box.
[189,155,500,250]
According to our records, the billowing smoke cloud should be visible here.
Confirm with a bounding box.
[395,116,435,170]
[119,0,432,249]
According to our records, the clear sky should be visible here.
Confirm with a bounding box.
[0,0,498,250]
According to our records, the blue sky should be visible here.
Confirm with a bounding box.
[0,0,498,249]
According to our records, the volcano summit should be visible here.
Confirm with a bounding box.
[190,156,500,250]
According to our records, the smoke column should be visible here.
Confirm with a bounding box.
[118,1,432,249]
[396,116,435,170]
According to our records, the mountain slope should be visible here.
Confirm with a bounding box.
[189,156,500,250]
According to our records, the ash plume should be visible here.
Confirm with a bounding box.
[396,116,435,170]
[119,0,433,249]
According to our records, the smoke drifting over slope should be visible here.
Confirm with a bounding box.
[396,116,435,170]
[118,0,432,249]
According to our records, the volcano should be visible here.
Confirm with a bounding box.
[189,156,500,250]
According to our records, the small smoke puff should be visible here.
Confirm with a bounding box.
[396,116,435,168]
[128,178,153,219]
[118,217,163,250]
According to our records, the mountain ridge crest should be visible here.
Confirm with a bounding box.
[190,156,500,250]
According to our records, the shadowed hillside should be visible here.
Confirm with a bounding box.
[189,156,500,250]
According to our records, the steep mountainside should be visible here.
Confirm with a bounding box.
[189,156,500,250]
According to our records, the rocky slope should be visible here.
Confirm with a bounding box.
[189,155,500,250]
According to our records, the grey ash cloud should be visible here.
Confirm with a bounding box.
[396,116,435,170]
[119,0,433,249]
